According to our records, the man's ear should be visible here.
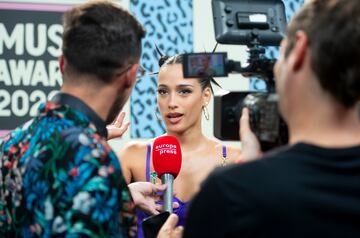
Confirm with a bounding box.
[291,31,309,71]
[125,64,138,88]
[59,55,65,74]
[114,64,139,89]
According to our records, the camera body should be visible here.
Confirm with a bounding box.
[183,0,288,150]
[213,90,288,151]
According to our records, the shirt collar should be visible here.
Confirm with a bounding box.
[51,92,108,138]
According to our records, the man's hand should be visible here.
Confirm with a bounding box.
[128,182,179,215]
[157,214,183,238]
[107,111,130,140]
[239,108,262,161]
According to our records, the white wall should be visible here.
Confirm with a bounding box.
[193,0,248,148]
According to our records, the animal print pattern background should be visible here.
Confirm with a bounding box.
[250,0,305,90]
[129,0,304,138]
[130,0,193,138]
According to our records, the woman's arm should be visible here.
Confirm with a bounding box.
[117,142,141,184]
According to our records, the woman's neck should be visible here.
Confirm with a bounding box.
[167,125,207,151]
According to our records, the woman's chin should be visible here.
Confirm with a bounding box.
[165,123,186,134]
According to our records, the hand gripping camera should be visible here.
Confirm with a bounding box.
[182,0,288,151]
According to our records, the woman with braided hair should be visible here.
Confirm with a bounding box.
[118,53,246,237]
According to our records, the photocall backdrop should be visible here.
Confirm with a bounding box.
[129,0,193,138]
[0,0,304,138]
[0,2,71,137]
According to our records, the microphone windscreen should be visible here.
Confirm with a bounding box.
[152,135,182,178]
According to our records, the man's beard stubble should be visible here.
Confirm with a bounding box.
[106,93,126,125]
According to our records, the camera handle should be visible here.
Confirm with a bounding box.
[222,30,277,93]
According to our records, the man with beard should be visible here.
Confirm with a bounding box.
[0,1,168,237]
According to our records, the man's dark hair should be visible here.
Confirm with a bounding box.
[285,0,360,108]
[62,0,145,84]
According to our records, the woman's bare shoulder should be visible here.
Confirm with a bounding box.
[117,140,150,161]
[225,145,241,158]
[208,138,241,162]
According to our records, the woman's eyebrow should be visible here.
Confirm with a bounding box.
[177,84,194,88]
[158,84,169,88]
[158,83,195,88]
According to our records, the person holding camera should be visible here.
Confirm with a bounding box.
[117,54,246,237]
[179,0,360,237]
[0,1,178,237]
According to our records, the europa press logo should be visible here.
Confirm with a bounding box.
[152,135,182,178]
[155,143,177,155]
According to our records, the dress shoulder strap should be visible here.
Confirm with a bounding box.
[221,145,228,166]
[145,144,151,182]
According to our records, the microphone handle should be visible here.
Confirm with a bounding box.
[161,173,174,213]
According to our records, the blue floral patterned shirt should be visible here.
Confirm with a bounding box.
[0,93,135,237]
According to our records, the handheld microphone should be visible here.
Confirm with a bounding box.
[152,135,182,213]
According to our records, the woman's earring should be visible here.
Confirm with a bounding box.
[154,106,162,121]
[202,105,210,121]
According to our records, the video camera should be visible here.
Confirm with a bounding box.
[182,0,288,151]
